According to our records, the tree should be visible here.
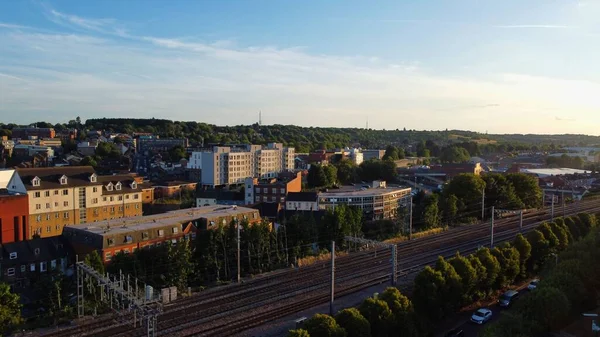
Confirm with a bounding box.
[512,234,532,277]
[323,165,338,187]
[449,252,478,303]
[303,314,347,337]
[0,282,22,334]
[548,222,569,251]
[412,266,446,321]
[493,245,521,287]
[434,256,463,314]
[482,173,523,210]
[439,146,470,163]
[334,159,358,185]
[335,308,371,337]
[442,174,486,221]
[84,250,106,274]
[422,194,441,229]
[80,156,98,167]
[378,288,419,336]
[442,194,458,225]
[564,216,581,240]
[307,164,329,188]
[96,142,121,158]
[526,230,550,270]
[383,145,400,161]
[168,145,187,161]
[505,173,542,208]
[288,330,311,337]
[537,223,559,250]
[517,286,570,334]
[358,297,393,337]
[474,247,500,294]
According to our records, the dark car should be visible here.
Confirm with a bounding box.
[498,289,519,307]
[445,328,465,337]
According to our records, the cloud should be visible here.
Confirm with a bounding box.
[555,116,576,122]
[0,22,30,29]
[0,9,597,134]
[0,72,27,81]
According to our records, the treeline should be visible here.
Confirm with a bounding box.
[289,212,597,337]
[546,153,586,169]
[5,119,599,151]
[483,214,600,336]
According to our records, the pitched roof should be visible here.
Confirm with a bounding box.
[17,166,99,190]
[286,191,318,202]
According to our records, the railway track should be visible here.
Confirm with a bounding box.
[39,200,600,337]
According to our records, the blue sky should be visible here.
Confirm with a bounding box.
[1,1,599,134]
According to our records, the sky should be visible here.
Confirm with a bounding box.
[1,1,599,134]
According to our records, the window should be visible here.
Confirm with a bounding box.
[125,235,133,243]
[54,202,58,207]
[59,176,67,185]
[63,212,69,219]
[115,182,122,191]
[9,252,17,260]
[106,183,113,191]
[32,177,40,187]
[36,215,41,222]
[124,249,130,254]
[35,204,41,210]
[51,260,57,270]
[103,197,107,202]
[142,232,149,240]
[158,229,164,237]
[134,194,139,200]
[46,203,50,209]
[93,187,98,193]
[64,201,69,207]
[62,189,68,196]
[30,263,35,272]
[118,196,123,201]
[110,207,115,213]
[92,198,98,204]
[55,213,59,219]
[110,197,114,202]
[107,238,115,246]
[172,227,179,234]
[118,206,123,211]
[7,268,15,276]
[46,226,51,233]
[45,191,50,197]
[90,174,97,183]
[40,262,47,272]
[126,195,130,199]
[105,253,112,261]
[280,188,285,194]
[20,265,26,272]
[135,204,139,209]
[131,182,137,189]
[35,248,40,255]
[55,225,60,230]
[54,190,59,195]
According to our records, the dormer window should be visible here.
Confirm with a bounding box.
[32,176,40,187]
[130,181,137,189]
[59,175,68,185]
[89,173,97,183]
[115,182,122,191]
[106,183,113,191]
[107,238,115,246]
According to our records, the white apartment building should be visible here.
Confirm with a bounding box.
[192,143,295,187]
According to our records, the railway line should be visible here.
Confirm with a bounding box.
[40,199,600,337]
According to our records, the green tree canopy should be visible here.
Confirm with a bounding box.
[307,164,329,188]
[303,314,347,337]
[440,146,470,163]
[0,282,22,334]
[358,297,393,337]
[335,308,371,337]
[412,266,446,321]
[505,173,542,208]
[288,329,311,337]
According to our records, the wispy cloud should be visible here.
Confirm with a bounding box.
[0,72,27,81]
[0,7,596,134]
[0,22,30,29]
[555,116,576,122]
[493,24,575,29]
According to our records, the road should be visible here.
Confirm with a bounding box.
[440,286,531,337]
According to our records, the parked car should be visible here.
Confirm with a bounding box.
[445,328,465,336]
[498,290,520,307]
[527,279,540,291]
[470,308,493,324]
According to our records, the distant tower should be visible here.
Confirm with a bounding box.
[259,111,262,126]
[366,117,369,129]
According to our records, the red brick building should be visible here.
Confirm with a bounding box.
[0,191,29,244]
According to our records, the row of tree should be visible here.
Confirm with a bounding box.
[288,212,597,337]
[483,214,600,336]
[288,287,423,337]
[307,159,398,188]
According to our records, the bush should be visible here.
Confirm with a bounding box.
[335,308,371,337]
[303,314,347,337]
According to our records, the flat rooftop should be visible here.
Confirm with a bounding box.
[321,186,411,197]
[521,168,590,177]
[65,205,258,235]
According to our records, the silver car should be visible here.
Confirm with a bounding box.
[471,308,492,324]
